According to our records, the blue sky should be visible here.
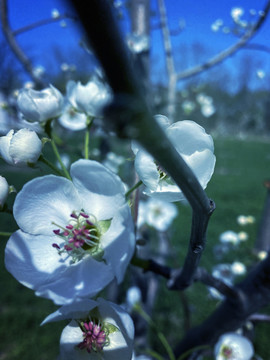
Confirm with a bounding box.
[2,0,270,89]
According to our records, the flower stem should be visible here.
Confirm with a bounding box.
[0,232,13,237]
[134,304,176,360]
[84,116,94,160]
[125,180,143,199]
[38,154,65,176]
[50,138,71,180]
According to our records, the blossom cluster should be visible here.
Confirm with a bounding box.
[0,76,218,359]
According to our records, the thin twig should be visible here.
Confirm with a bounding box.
[175,0,270,81]
[0,0,46,88]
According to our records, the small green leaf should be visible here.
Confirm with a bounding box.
[98,219,112,235]
[105,323,119,334]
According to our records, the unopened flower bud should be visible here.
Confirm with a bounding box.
[17,85,64,122]
[0,129,42,166]
[0,176,9,209]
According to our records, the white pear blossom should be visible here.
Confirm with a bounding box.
[214,332,254,360]
[219,231,240,246]
[208,264,234,300]
[17,85,64,122]
[231,7,244,22]
[41,298,134,360]
[127,33,150,53]
[66,75,112,117]
[58,104,88,131]
[231,261,246,276]
[0,129,42,166]
[5,159,135,305]
[126,286,142,311]
[138,198,178,231]
[134,117,216,202]
[0,175,9,209]
[103,152,125,173]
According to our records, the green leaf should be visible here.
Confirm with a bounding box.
[98,219,112,235]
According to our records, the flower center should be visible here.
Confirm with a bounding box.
[52,210,103,263]
[221,345,233,359]
[77,319,108,353]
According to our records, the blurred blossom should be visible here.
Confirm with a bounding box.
[60,20,67,27]
[51,8,60,18]
[231,261,246,276]
[58,104,88,131]
[66,76,112,117]
[222,26,230,34]
[61,63,69,72]
[134,118,216,202]
[0,176,9,209]
[258,10,265,17]
[214,332,254,360]
[56,153,71,170]
[201,104,216,118]
[257,251,268,261]
[42,298,134,360]
[237,215,255,225]
[219,230,240,246]
[209,264,234,300]
[213,243,230,260]
[238,231,248,242]
[182,100,196,114]
[33,65,45,79]
[17,85,64,123]
[127,33,150,53]
[103,152,125,174]
[0,129,42,166]
[144,198,178,231]
[231,7,244,21]
[126,286,142,311]
[249,9,256,16]
[256,70,265,79]
[211,19,223,32]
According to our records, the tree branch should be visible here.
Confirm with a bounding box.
[0,0,46,88]
[175,0,270,81]
[174,254,270,358]
[68,0,214,290]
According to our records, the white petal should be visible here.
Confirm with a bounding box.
[41,299,98,325]
[0,175,9,207]
[35,255,114,305]
[0,130,14,164]
[101,204,135,282]
[134,151,159,191]
[166,120,214,155]
[13,175,82,235]
[70,159,126,220]
[183,149,216,189]
[9,128,42,165]
[5,230,68,290]
[59,321,90,360]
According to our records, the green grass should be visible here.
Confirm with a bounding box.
[1,135,270,359]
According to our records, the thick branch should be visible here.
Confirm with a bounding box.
[175,0,270,81]
[0,0,46,88]
[174,254,270,357]
[68,0,215,290]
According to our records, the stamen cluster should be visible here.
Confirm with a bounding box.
[77,319,108,353]
[52,210,100,262]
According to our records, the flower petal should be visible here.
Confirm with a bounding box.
[5,230,68,290]
[41,299,98,325]
[70,159,126,220]
[13,175,82,235]
[134,151,159,191]
[101,204,135,282]
[166,120,214,156]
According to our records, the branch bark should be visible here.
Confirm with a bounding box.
[68,0,214,291]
